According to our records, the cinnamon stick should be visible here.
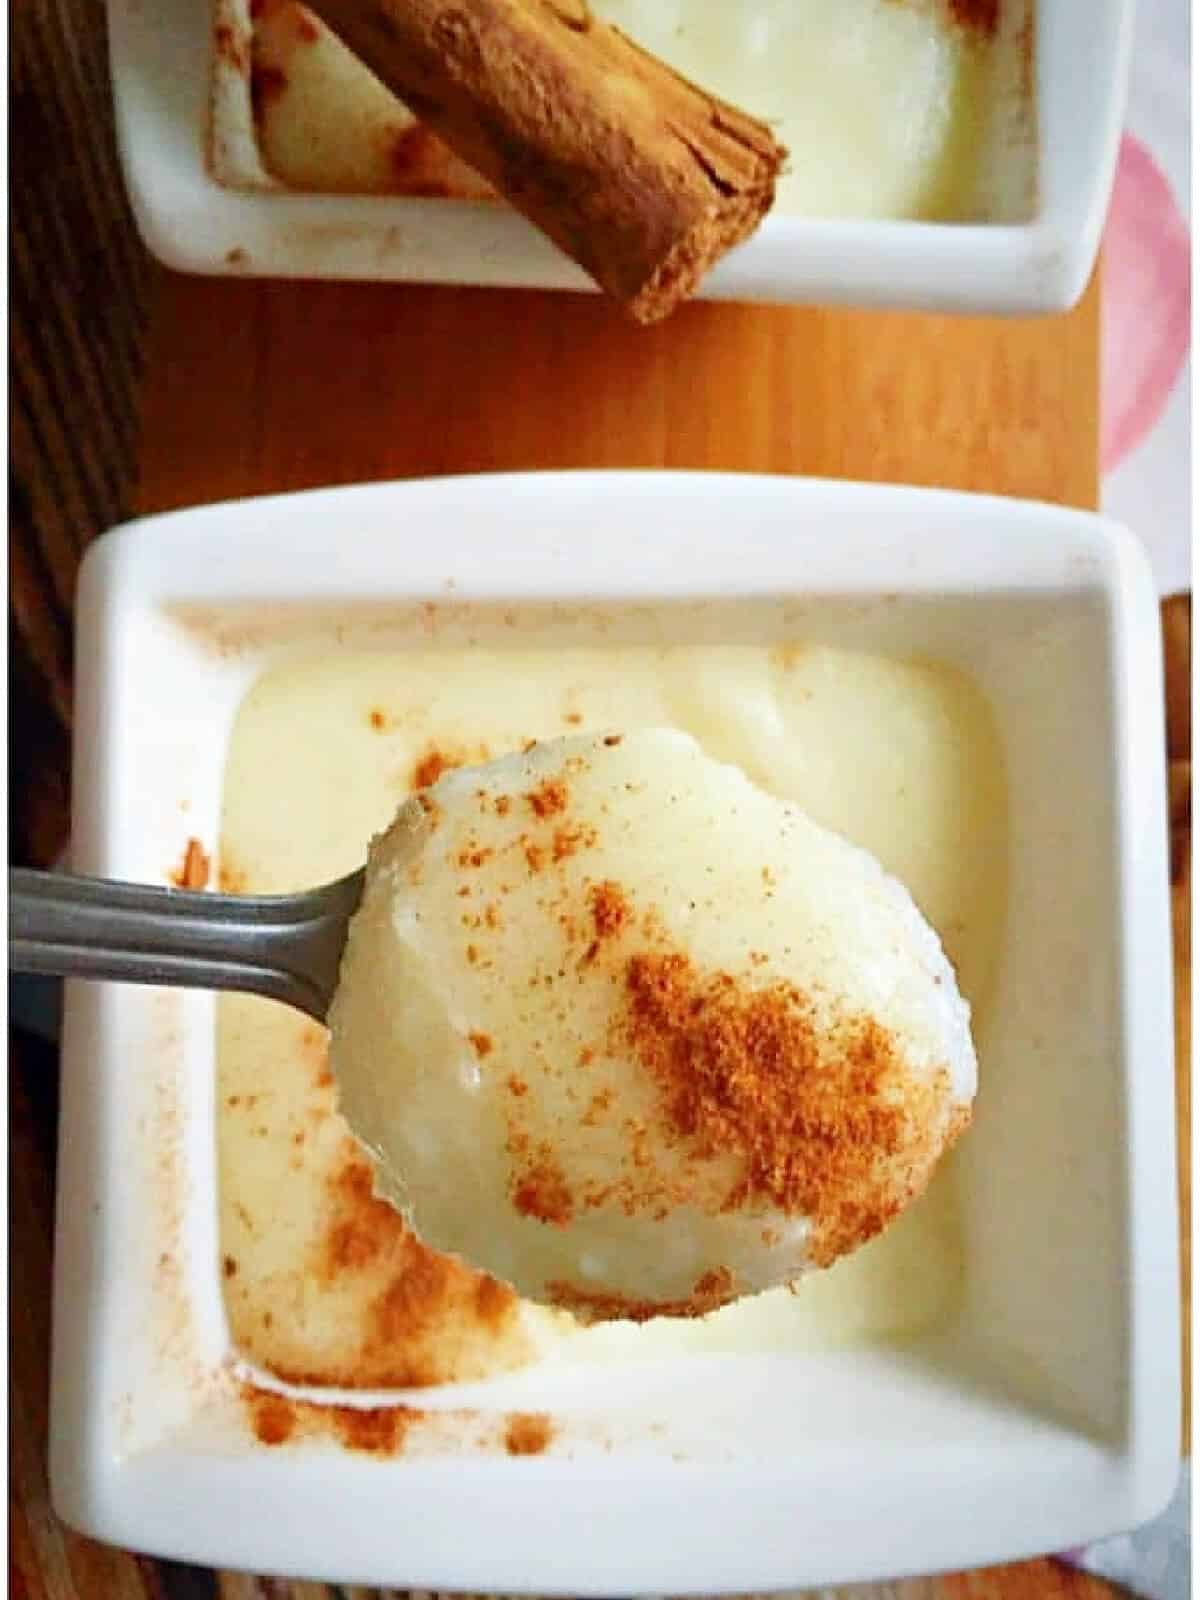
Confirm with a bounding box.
[301,0,787,321]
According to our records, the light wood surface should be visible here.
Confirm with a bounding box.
[134,273,1101,512]
[11,263,1188,1600]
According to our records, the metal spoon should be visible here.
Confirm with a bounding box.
[8,866,364,1023]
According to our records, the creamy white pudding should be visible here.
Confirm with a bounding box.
[212,0,1031,221]
[329,729,976,1318]
[216,641,1005,1384]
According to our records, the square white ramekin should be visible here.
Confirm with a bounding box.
[106,0,1132,312]
[52,472,1178,1591]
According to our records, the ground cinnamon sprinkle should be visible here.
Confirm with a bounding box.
[588,880,630,940]
[169,837,210,890]
[456,843,493,869]
[288,1154,526,1388]
[469,1031,494,1058]
[527,778,569,818]
[553,823,597,861]
[411,748,460,791]
[621,951,961,1266]
[248,1392,296,1446]
[580,1086,613,1128]
[504,1413,554,1456]
[244,1385,423,1454]
[415,792,442,829]
[512,1147,574,1225]
[331,1403,419,1454]
[548,1265,735,1324]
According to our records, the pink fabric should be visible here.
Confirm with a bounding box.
[1100,134,1191,473]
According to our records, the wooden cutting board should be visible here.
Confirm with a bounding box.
[12,263,1188,1600]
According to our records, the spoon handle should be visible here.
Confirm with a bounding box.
[8,867,361,1021]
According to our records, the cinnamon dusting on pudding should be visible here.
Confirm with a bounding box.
[548,1265,736,1323]
[412,747,461,790]
[588,879,630,941]
[231,1148,531,1390]
[553,822,597,861]
[621,950,964,1265]
[511,1147,574,1226]
[527,777,569,818]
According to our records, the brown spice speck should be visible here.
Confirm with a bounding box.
[548,1266,735,1324]
[553,823,597,861]
[469,1031,494,1058]
[319,1161,399,1282]
[457,842,493,868]
[512,1148,574,1225]
[249,1392,296,1446]
[412,748,460,791]
[603,734,623,746]
[222,1255,238,1279]
[588,880,630,941]
[169,838,210,890]
[527,778,568,818]
[331,1404,418,1454]
[368,708,388,731]
[416,792,442,828]
[504,1413,554,1456]
[244,1385,424,1455]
